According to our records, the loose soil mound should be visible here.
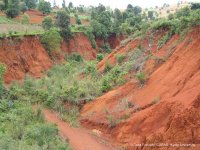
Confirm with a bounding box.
[81,28,200,149]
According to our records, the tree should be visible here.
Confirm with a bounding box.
[42,16,53,30]
[41,28,62,55]
[38,0,51,14]
[4,0,8,10]
[132,6,142,15]
[191,3,200,10]
[55,10,71,40]
[62,0,66,8]
[53,0,56,7]
[6,0,20,18]
[24,0,37,9]
[75,14,81,25]
[148,11,155,20]
[20,2,28,13]
[91,20,108,39]
[68,2,73,9]
[114,8,123,23]
[127,4,133,11]
[0,1,4,11]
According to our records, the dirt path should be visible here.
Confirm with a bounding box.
[43,109,116,150]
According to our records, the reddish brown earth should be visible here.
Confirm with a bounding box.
[62,33,97,60]
[0,33,98,84]
[16,10,48,24]
[16,10,89,25]
[0,36,52,84]
[97,30,167,73]
[96,34,125,50]
[43,109,116,150]
[81,28,200,149]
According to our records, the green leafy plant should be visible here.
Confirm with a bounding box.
[41,28,62,55]
[136,72,147,85]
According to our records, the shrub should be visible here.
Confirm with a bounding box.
[42,16,53,30]
[25,124,58,146]
[102,42,111,53]
[104,62,112,73]
[68,53,83,62]
[116,54,126,64]
[96,53,104,62]
[157,32,170,49]
[136,72,147,85]
[84,61,97,77]
[0,64,6,96]
[21,13,30,24]
[41,28,62,55]
[86,30,96,49]
[101,76,112,92]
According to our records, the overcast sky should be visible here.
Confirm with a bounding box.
[49,0,200,9]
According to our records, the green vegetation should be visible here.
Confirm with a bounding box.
[55,10,72,40]
[0,16,16,24]
[41,28,62,56]
[96,53,104,62]
[38,0,52,15]
[136,72,148,86]
[21,13,30,24]
[6,0,20,18]
[42,16,53,30]
[0,64,71,149]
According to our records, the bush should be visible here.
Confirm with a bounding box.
[86,30,96,49]
[26,124,58,146]
[157,32,170,49]
[116,54,126,64]
[21,13,30,24]
[41,28,62,55]
[84,61,97,77]
[96,53,104,62]
[136,72,147,85]
[42,16,53,30]
[102,42,111,53]
[104,62,112,73]
[68,53,83,62]
[0,64,6,96]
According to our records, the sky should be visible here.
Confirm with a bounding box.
[49,0,200,9]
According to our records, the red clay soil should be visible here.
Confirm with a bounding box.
[0,36,52,84]
[43,109,116,150]
[62,33,97,60]
[81,28,200,149]
[16,10,48,24]
[97,30,167,73]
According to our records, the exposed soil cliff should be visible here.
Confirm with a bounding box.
[81,28,200,149]
[62,33,97,60]
[0,36,52,84]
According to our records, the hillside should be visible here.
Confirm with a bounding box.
[81,27,200,149]
[0,1,200,150]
